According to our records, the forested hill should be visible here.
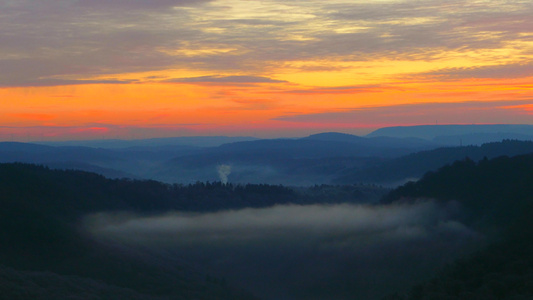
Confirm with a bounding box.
[382,153,533,299]
[336,139,533,185]
[0,162,293,217]
[0,163,386,299]
[0,163,264,299]
[0,163,383,217]
[381,153,533,226]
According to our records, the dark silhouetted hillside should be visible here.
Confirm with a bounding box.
[382,153,533,299]
[382,153,533,225]
[0,163,298,299]
[0,163,390,299]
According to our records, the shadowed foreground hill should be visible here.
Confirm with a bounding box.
[0,163,281,299]
[381,153,533,227]
[382,154,533,299]
[0,163,387,299]
[0,265,168,300]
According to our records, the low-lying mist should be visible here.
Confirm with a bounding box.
[85,202,481,300]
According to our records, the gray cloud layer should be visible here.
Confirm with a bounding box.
[165,75,286,84]
[416,62,533,80]
[1,0,531,86]
[275,100,533,126]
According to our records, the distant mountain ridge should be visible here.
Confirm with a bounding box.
[367,124,533,145]
[151,133,442,185]
[11,124,533,149]
[3,132,533,186]
[304,132,437,149]
[35,136,259,148]
[1,132,443,185]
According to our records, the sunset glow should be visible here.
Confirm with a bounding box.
[1,0,532,140]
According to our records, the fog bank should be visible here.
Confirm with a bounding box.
[85,202,481,300]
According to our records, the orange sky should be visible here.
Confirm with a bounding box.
[0,0,532,140]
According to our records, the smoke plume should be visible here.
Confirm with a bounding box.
[217,164,231,184]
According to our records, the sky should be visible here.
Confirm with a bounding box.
[0,0,532,140]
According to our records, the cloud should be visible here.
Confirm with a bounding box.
[85,201,480,299]
[0,0,202,87]
[274,100,533,126]
[76,0,213,9]
[0,0,532,87]
[413,63,533,80]
[0,78,134,88]
[164,75,287,84]
[1,1,530,135]
[281,84,386,95]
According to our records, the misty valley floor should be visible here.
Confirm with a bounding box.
[86,202,482,300]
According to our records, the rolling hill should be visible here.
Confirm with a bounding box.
[335,140,533,185]
[382,153,533,299]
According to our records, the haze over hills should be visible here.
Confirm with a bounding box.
[136,133,441,185]
[335,139,533,185]
[0,141,205,180]
[0,131,440,185]
[36,136,259,148]
[367,124,533,145]
[32,124,533,149]
[303,132,437,149]
[1,124,533,186]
